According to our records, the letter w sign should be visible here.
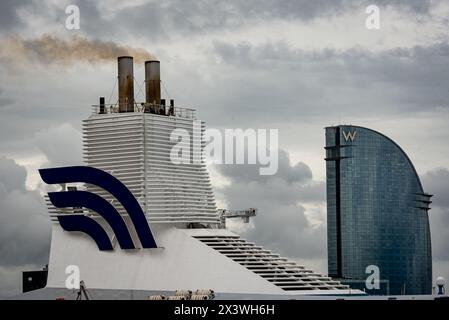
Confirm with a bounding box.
[342,131,357,142]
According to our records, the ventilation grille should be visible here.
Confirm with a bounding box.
[79,112,220,225]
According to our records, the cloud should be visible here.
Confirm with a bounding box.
[0,88,13,108]
[422,168,449,208]
[217,149,312,184]
[63,0,437,41]
[422,168,449,260]
[0,265,30,299]
[214,150,327,260]
[0,0,32,32]
[375,0,433,15]
[217,41,449,102]
[0,156,28,192]
[0,157,51,298]
[0,157,50,267]
[33,123,83,168]
[171,40,447,132]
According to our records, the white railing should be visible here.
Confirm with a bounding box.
[91,103,196,119]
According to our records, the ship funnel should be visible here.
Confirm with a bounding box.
[118,56,135,112]
[145,60,161,105]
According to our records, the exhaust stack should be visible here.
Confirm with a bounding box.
[118,56,134,113]
[145,60,161,105]
[99,96,105,114]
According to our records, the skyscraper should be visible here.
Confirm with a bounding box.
[325,125,432,295]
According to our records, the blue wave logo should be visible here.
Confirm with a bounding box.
[39,166,157,250]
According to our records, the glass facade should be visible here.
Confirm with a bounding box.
[325,125,432,295]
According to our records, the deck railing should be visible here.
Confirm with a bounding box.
[91,103,196,119]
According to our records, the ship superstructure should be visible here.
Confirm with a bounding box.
[31,57,362,299]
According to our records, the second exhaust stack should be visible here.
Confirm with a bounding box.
[145,60,161,105]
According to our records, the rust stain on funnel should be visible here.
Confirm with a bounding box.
[118,56,134,113]
[145,60,161,105]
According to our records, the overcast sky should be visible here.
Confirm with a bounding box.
[1,0,449,298]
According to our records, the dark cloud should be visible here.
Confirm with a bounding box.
[0,157,51,298]
[203,41,449,126]
[245,203,327,260]
[375,0,433,15]
[429,206,449,262]
[69,0,435,41]
[76,0,166,40]
[422,168,449,263]
[218,149,312,184]
[422,168,449,208]
[0,64,101,161]
[0,157,27,192]
[0,0,438,44]
[0,0,32,32]
[215,150,326,259]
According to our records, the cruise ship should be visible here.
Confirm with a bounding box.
[18,57,364,300]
